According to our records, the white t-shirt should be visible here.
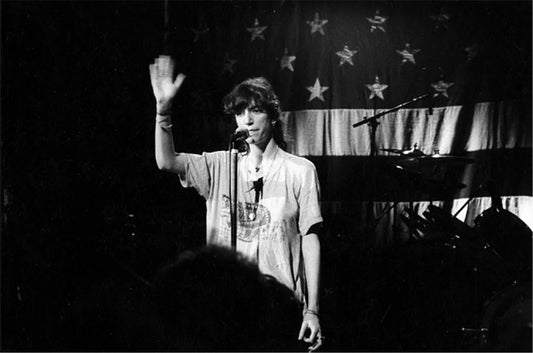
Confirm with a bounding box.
[178,140,323,302]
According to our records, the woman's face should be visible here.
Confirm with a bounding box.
[235,104,273,149]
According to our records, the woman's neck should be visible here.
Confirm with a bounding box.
[248,144,264,168]
[248,137,272,167]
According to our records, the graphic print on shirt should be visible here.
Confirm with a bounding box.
[220,194,288,243]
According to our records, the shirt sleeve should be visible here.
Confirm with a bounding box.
[178,152,222,200]
[298,161,323,236]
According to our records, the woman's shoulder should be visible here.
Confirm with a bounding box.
[204,150,228,158]
[182,150,228,167]
[278,149,316,171]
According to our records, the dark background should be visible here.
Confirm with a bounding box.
[1,1,531,351]
[2,1,214,350]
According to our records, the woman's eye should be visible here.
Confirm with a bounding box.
[251,107,263,113]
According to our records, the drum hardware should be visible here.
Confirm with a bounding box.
[393,152,473,208]
[404,201,530,275]
[423,205,477,238]
[400,213,422,241]
[472,181,532,274]
[478,282,532,351]
[399,207,433,241]
[382,144,474,173]
[381,143,425,156]
[395,154,475,169]
[399,178,532,351]
[452,181,498,218]
[391,165,467,197]
[460,327,489,349]
[443,240,458,249]
[461,327,488,334]
[380,162,530,351]
[352,94,431,244]
[383,160,468,241]
[481,242,503,261]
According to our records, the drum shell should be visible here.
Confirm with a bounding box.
[479,282,532,351]
[473,208,532,274]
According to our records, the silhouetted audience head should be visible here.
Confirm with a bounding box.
[58,245,301,351]
[151,245,301,351]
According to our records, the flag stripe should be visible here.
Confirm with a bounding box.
[281,99,531,156]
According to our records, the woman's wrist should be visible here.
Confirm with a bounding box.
[156,113,171,122]
[156,102,173,131]
[156,101,173,116]
[303,308,320,318]
[156,113,172,131]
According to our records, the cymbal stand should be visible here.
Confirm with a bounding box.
[352,94,430,243]
[452,181,501,222]
[352,93,429,129]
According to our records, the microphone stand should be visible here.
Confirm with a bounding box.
[229,143,238,249]
[228,139,249,250]
[352,93,430,245]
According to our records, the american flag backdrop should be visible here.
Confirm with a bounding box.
[167,0,532,246]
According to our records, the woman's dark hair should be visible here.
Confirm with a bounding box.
[222,77,287,150]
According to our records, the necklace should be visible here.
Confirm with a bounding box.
[245,158,262,221]
[242,144,279,221]
[247,177,263,221]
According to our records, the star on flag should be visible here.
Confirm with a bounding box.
[367,9,387,32]
[336,45,358,66]
[280,48,296,71]
[396,43,420,65]
[431,80,454,98]
[306,12,328,35]
[366,76,388,100]
[431,8,451,30]
[465,43,479,62]
[222,53,237,74]
[246,18,267,42]
[307,78,329,102]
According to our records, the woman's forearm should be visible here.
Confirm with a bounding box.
[302,232,321,311]
[154,111,187,174]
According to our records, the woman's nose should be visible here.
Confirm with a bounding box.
[242,109,253,124]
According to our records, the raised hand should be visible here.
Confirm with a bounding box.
[149,55,186,112]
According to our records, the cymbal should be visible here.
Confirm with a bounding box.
[381,147,425,156]
[396,154,475,168]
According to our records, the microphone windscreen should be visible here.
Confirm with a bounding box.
[232,127,249,141]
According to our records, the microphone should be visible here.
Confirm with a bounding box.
[231,127,249,142]
[427,92,434,115]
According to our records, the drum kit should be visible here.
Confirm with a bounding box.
[381,145,532,351]
[382,144,473,200]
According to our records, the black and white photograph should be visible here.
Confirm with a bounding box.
[1,1,531,351]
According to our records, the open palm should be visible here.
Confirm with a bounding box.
[149,55,186,107]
